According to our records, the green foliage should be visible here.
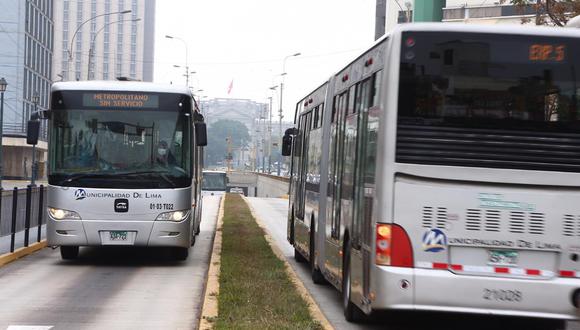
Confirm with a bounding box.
[216,194,322,330]
[206,119,251,166]
[501,0,580,26]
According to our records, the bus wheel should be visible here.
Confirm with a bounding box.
[294,247,306,263]
[310,220,326,284]
[60,246,79,260]
[343,245,365,322]
[172,247,189,261]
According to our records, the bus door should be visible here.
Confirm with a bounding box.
[352,72,381,305]
[327,91,348,278]
[294,111,313,252]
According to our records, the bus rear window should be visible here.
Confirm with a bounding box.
[398,32,580,131]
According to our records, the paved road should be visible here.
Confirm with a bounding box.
[245,197,580,330]
[0,195,221,330]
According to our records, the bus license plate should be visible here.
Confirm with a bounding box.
[109,231,128,241]
[488,250,518,266]
[100,231,135,245]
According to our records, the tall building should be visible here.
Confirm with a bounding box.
[382,0,538,33]
[52,0,155,82]
[0,0,53,180]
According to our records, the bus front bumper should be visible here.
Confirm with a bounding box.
[370,266,580,320]
[47,217,191,248]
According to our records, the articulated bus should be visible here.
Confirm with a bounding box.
[284,23,580,327]
[46,81,206,260]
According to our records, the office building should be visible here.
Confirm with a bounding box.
[52,0,156,82]
[0,0,53,180]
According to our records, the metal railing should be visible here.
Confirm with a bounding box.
[0,185,46,254]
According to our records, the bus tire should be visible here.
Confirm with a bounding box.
[173,247,189,261]
[343,243,365,322]
[60,246,79,260]
[310,218,326,284]
[294,247,307,263]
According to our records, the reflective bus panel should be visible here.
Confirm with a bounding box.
[47,81,205,260]
[285,24,580,327]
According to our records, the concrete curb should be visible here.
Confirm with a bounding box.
[243,197,334,330]
[0,240,47,268]
[198,196,225,330]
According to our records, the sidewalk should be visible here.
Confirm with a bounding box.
[1,180,48,190]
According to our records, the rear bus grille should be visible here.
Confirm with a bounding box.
[421,206,447,229]
[461,208,546,235]
[563,215,580,237]
[396,124,580,173]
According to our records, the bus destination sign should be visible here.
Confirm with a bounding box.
[83,93,159,109]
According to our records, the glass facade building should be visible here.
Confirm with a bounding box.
[52,0,155,82]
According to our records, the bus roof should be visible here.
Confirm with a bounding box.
[52,81,192,95]
[392,22,580,39]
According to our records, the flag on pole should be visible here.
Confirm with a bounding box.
[227,80,233,94]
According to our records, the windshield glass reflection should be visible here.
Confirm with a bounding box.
[49,109,192,188]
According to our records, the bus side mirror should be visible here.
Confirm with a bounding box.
[195,122,207,146]
[282,133,292,156]
[27,120,40,145]
[282,127,297,156]
[38,109,51,120]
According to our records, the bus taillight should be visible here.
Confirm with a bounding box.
[375,224,413,268]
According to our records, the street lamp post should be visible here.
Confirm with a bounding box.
[68,9,131,80]
[0,78,7,189]
[88,18,141,80]
[166,35,190,86]
[269,85,278,174]
[30,93,39,187]
[278,52,301,176]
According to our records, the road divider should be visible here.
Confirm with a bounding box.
[200,193,327,329]
[199,195,224,330]
[0,240,47,267]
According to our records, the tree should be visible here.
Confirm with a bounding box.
[205,119,250,166]
[501,0,580,26]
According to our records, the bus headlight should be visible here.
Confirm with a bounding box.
[48,207,81,220]
[156,210,190,222]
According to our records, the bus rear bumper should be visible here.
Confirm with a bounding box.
[47,217,191,248]
[370,266,580,320]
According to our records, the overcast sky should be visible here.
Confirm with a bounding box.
[153,0,376,121]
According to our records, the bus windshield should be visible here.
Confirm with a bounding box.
[202,172,227,191]
[49,98,192,189]
[397,32,580,172]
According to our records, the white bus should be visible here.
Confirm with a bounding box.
[283,23,580,327]
[202,170,228,197]
[46,81,206,260]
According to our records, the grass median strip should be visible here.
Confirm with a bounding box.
[214,193,321,329]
